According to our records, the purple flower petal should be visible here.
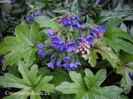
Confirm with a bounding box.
[63,56,71,63]
[46,62,54,69]
[47,29,55,36]
[51,54,56,61]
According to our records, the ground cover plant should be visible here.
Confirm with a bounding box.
[0,0,133,99]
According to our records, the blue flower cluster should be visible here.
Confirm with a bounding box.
[37,43,45,59]
[46,55,81,70]
[50,35,78,54]
[26,12,41,21]
[58,14,87,30]
[91,25,107,39]
[38,14,107,71]
[77,35,95,46]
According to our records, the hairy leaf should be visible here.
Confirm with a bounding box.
[103,27,133,54]
[56,69,127,99]
[87,40,119,68]
[0,61,55,99]
[35,16,61,29]
[117,65,133,94]
[0,24,42,70]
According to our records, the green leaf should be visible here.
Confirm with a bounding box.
[103,27,133,54]
[35,16,61,29]
[100,10,133,18]
[119,52,133,66]
[86,50,98,67]
[56,69,127,99]
[0,24,42,70]
[0,61,55,98]
[106,18,123,27]
[117,66,133,94]
[71,0,79,15]
[88,40,119,68]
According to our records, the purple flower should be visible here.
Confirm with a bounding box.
[81,11,85,16]
[66,42,78,53]
[50,35,66,52]
[91,25,107,37]
[98,25,107,33]
[10,0,14,5]
[75,62,81,66]
[86,35,95,45]
[9,20,13,23]
[80,24,88,29]
[37,43,45,50]
[63,56,71,63]
[56,61,61,68]
[46,29,55,36]
[61,14,71,29]
[71,23,80,29]
[76,37,85,44]
[91,28,99,36]
[50,35,60,43]
[51,54,56,61]
[69,63,78,70]
[96,0,101,3]
[62,63,71,70]
[46,62,54,69]
[71,15,80,24]
[77,35,94,46]
[26,14,34,21]
[38,50,45,59]
[71,15,80,29]
[34,12,41,18]
[1,58,5,63]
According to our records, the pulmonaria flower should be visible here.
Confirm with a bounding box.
[97,33,104,39]
[62,62,81,70]
[91,25,107,38]
[46,29,55,36]
[34,12,41,18]
[46,62,54,69]
[69,62,81,70]
[37,43,45,59]
[80,24,88,30]
[71,15,80,29]
[56,61,61,68]
[76,37,92,60]
[77,35,94,46]
[37,43,45,50]
[51,54,56,61]
[63,56,71,63]
[50,35,66,52]
[62,63,71,70]
[66,42,78,53]
[86,35,95,45]
[59,14,71,29]
[38,50,45,59]
[1,58,5,63]
[26,14,34,21]
[96,0,101,4]
[58,19,63,24]
[10,0,14,5]
[81,11,85,16]
[26,12,41,21]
